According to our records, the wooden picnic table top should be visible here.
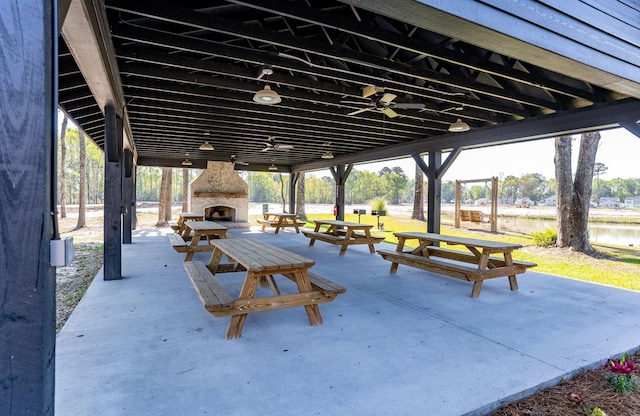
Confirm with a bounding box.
[210,238,315,272]
[186,220,228,231]
[313,219,374,229]
[264,212,299,217]
[179,212,204,219]
[393,231,522,251]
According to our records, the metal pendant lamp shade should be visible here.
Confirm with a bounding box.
[321,151,334,159]
[253,85,281,104]
[182,159,193,166]
[448,118,471,132]
[268,164,278,171]
[199,141,214,151]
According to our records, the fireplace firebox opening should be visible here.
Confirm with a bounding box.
[205,206,235,222]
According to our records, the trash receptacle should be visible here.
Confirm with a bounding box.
[262,204,269,219]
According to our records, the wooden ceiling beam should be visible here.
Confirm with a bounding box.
[107,1,555,112]
[112,24,524,118]
[293,98,640,172]
[227,0,598,103]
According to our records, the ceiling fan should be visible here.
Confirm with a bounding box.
[342,88,425,118]
[261,136,294,152]
[230,154,249,165]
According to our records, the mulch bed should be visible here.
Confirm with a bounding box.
[491,350,640,415]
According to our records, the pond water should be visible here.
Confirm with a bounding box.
[254,203,640,247]
[493,216,640,247]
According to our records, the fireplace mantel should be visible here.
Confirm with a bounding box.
[193,192,248,198]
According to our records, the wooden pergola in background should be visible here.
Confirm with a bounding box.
[455,177,499,233]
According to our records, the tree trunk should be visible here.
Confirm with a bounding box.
[156,167,172,226]
[58,116,68,218]
[74,131,87,229]
[411,163,425,220]
[555,132,600,252]
[278,173,287,212]
[296,172,306,219]
[182,168,189,212]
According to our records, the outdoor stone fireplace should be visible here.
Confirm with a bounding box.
[188,161,250,228]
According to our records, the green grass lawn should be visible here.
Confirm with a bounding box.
[274,212,640,292]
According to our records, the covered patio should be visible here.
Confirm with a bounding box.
[56,227,640,415]
[3,1,640,414]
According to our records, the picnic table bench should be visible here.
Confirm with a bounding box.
[459,209,484,223]
[377,232,536,298]
[256,212,305,234]
[183,238,346,339]
[302,219,384,255]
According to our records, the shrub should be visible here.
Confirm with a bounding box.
[371,199,387,212]
[532,228,557,247]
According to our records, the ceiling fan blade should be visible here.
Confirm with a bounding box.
[261,147,271,152]
[393,103,425,110]
[348,108,370,116]
[362,84,379,98]
[381,107,398,118]
[379,93,397,105]
[275,144,294,150]
[236,160,249,165]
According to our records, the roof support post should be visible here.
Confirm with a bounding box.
[426,151,442,234]
[0,1,56,414]
[329,164,353,221]
[104,104,123,279]
[122,149,134,244]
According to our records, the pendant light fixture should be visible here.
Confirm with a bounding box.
[268,164,278,171]
[448,118,471,132]
[253,85,281,105]
[182,158,193,166]
[199,141,214,151]
[321,151,334,159]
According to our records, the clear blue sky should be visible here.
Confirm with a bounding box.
[352,128,639,181]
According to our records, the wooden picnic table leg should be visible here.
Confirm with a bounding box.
[293,270,323,326]
[389,237,408,274]
[180,225,190,240]
[264,274,281,295]
[183,231,202,261]
[364,229,376,253]
[470,281,483,298]
[339,229,353,255]
[503,252,519,291]
[206,247,224,272]
[308,222,323,246]
[274,217,283,234]
[226,272,260,339]
[470,250,491,298]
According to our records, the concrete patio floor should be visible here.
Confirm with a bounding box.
[56,226,640,416]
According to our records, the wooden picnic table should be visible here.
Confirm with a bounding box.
[256,212,304,234]
[302,219,384,255]
[169,212,204,234]
[377,232,536,298]
[183,238,346,339]
[168,220,228,261]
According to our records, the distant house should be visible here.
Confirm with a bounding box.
[624,196,640,208]
[599,197,621,208]
[474,198,491,205]
[539,196,556,206]
[515,198,533,207]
